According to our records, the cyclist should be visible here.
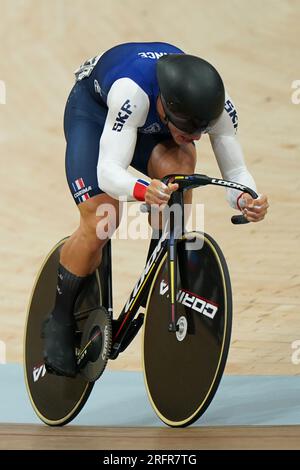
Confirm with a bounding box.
[43,42,269,377]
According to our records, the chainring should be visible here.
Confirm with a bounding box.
[77,307,112,382]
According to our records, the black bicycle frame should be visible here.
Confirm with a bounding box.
[108,225,170,359]
[105,173,258,359]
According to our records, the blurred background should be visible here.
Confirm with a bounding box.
[0,0,299,373]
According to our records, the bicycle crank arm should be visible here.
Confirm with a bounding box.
[76,328,102,370]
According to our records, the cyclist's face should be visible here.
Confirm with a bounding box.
[167,121,202,145]
[157,96,201,145]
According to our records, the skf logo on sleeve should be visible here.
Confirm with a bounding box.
[225,99,238,132]
[112,99,133,132]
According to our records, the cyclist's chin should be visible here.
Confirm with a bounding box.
[172,133,194,145]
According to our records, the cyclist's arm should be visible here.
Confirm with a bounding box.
[208,93,257,210]
[97,78,150,200]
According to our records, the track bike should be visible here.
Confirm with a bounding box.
[24,173,257,427]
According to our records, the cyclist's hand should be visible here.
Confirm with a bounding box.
[145,179,179,207]
[239,193,269,222]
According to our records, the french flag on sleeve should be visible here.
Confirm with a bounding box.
[133,179,149,201]
[74,178,85,190]
[80,193,90,202]
[72,178,91,202]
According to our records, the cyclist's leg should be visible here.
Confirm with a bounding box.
[147,138,197,208]
[61,193,121,276]
[44,194,121,377]
[43,83,121,376]
[146,139,196,238]
[131,135,196,229]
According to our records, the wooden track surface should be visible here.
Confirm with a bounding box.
[0,0,299,375]
[0,424,300,450]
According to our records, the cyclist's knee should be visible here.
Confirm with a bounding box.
[147,140,196,179]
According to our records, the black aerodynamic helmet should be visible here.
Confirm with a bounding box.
[157,54,225,134]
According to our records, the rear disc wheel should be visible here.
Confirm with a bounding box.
[24,239,104,426]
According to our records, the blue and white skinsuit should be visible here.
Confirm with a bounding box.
[64,42,256,207]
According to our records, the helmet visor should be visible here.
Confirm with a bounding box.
[161,95,208,134]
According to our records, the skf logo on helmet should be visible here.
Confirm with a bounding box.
[225,99,238,132]
[112,100,133,132]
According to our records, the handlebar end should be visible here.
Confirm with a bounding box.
[231,214,250,225]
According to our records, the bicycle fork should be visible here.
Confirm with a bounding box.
[167,190,185,333]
